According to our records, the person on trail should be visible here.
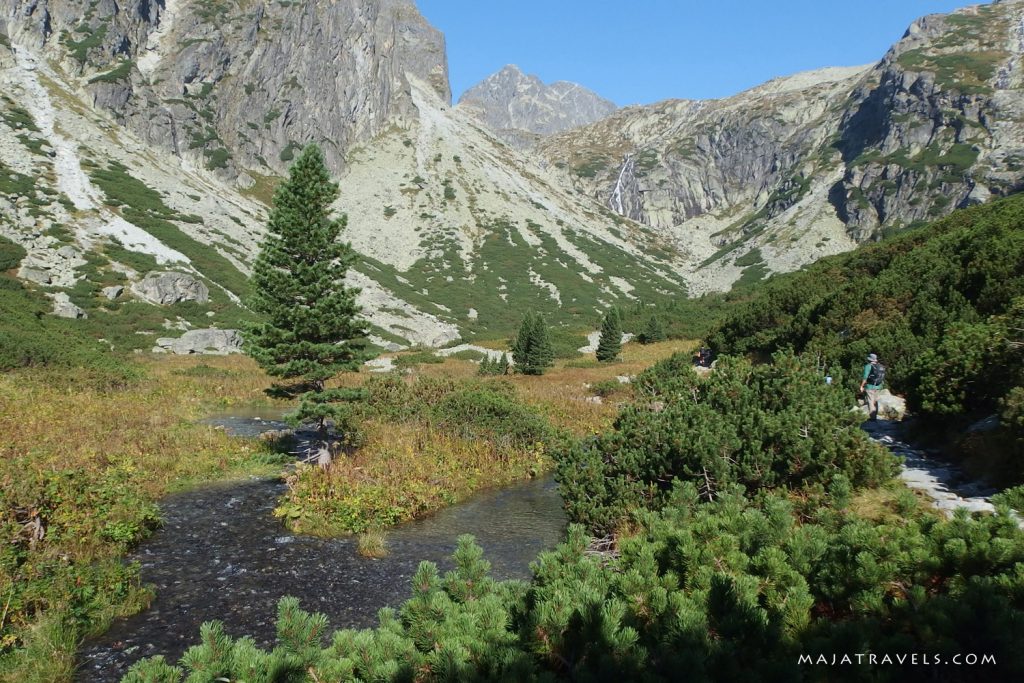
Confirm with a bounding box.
[859,353,886,420]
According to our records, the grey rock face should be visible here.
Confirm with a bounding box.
[132,271,209,305]
[458,65,616,147]
[2,0,450,175]
[154,328,242,355]
[50,291,87,318]
[541,1,1024,251]
[101,285,124,300]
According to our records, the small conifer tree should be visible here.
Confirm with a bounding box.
[477,355,494,376]
[498,352,510,375]
[511,311,554,375]
[596,308,622,362]
[246,144,369,459]
[640,314,666,344]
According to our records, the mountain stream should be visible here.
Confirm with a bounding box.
[76,412,567,680]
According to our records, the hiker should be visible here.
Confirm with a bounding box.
[859,353,886,420]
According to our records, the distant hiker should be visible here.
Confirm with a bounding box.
[696,347,712,368]
[859,353,886,420]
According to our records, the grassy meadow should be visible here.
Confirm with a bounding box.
[0,338,692,681]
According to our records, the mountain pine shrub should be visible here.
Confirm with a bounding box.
[556,351,897,532]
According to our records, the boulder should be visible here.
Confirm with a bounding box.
[19,266,51,285]
[102,285,124,300]
[50,292,87,319]
[153,329,243,355]
[857,389,908,421]
[132,271,209,305]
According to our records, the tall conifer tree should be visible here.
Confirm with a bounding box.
[511,311,554,375]
[246,144,369,452]
[596,308,622,362]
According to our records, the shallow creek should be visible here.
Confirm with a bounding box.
[76,413,567,681]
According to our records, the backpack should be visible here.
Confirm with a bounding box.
[867,362,886,386]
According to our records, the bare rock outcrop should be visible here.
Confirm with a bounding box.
[153,328,242,355]
[49,291,86,318]
[132,271,208,305]
[1,0,450,175]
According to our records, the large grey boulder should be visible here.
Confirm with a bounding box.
[133,271,209,305]
[857,389,908,421]
[50,292,87,319]
[154,328,243,355]
[102,285,124,300]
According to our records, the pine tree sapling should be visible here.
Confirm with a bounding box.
[511,311,554,375]
[596,308,622,362]
[246,144,371,456]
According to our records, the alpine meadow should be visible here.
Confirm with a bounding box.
[1,1,1023,682]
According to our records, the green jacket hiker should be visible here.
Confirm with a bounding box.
[859,353,885,420]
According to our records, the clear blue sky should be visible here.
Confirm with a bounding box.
[416,0,984,106]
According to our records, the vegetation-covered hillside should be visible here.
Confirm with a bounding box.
[708,193,1024,478]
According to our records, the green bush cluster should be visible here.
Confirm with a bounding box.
[0,234,26,271]
[0,271,137,381]
[360,375,555,451]
[125,485,1024,682]
[557,352,897,532]
[1,460,159,654]
[707,193,1024,474]
[392,350,444,369]
[476,352,510,376]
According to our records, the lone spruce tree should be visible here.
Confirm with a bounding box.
[596,308,622,362]
[511,311,554,375]
[246,144,369,456]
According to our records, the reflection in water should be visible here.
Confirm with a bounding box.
[77,413,566,681]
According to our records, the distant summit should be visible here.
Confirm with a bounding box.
[457,65,617,148]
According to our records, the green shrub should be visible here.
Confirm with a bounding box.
[0,235,26,271]
[393,350,444,369]
[708,194,1024,428]
[432,383,553,449]
[556,352,897,532]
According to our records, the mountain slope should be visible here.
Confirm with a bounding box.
[456,64,617,148]
[0,0,688,351]
[539,0,1024,290]
[1,0,449,177]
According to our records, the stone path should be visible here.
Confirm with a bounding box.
[862,420,1022,524]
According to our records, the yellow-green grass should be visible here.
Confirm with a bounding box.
[0,355,287,681]
[276,419,550,535]
[1,341,692,680]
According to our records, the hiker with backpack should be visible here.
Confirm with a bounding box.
[859,353,886,420]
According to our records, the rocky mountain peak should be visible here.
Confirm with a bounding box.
[456,63,617,147]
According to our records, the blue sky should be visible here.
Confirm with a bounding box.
[416,1,983,106]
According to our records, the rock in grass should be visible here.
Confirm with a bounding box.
[154,329,242,355]
[132,271,209,305]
